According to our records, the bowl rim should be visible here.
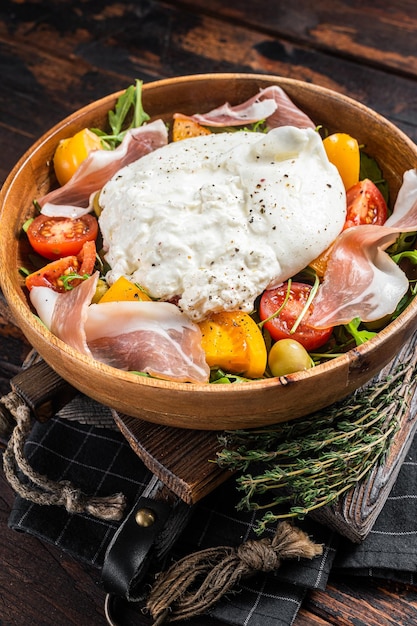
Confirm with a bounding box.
[1,72,417,413]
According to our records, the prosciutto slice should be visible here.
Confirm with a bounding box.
[30,274,210,384]
[309,169,417,328]
[30,272,99,356]
[85,301,210,383]
[175,85,316,130]
[40,120,168,219]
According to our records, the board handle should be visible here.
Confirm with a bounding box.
[10,359,77,422]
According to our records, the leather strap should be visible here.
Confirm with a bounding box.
[101,475,193,601]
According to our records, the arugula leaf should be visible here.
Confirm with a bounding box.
[131,79,150,129]
[59,272,90,290]
[108,84,136,138]
[344,317,376,346]
[360,151,389,204]
[92,79,150,149]
[391,249,417,265]
[21,217,34,233]
[387,231,417,256]
[210,369,253,384]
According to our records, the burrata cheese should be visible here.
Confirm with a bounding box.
[99,126,346,321]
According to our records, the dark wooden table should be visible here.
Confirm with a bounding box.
[1,1,417,624]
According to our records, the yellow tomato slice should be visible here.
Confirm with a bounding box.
[172,116,211,141]
[323,132,360,191]
[98,275,152,303]
[53,128,103,186]
[308,242,335,277]
[198,311,267,379]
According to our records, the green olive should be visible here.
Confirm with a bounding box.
[268,338,313,377]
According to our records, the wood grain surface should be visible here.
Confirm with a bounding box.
[1,1,417,624]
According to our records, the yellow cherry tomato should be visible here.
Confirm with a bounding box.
[172,116,211,141]
[53,128,103,186]
[323,132,360,191]
[198,311,267,379]
[268,338,313,378]
[98,275,152,303]
[308,242,334,277]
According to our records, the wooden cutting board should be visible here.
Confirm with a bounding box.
[112,332,417,543]
[112,411,231,504]
[8,333,417,543]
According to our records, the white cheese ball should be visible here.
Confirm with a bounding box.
[99,126,346,321]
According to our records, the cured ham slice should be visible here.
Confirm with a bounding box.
[40,120,168,219]
[30,272,99,356]
[309,169,417,328]
[85,301,210,383]
[308,225,408,327]
[175,85,316,130]
[29,274,210,384]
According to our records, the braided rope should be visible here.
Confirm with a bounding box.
[1,390,126,521]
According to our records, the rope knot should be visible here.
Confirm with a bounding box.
[146,522,323,623]
[236,537,281,572]
[59,481,87,514]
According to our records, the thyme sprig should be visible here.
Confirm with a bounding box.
[216,353,417,534]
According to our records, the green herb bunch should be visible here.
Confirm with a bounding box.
[216,347,417,535]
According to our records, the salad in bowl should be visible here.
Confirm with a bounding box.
[1,73,417,429]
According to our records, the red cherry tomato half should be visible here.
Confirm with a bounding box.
[259,282,334,351]
[25,240,96,292]
[344,179,388,230]
[77,239,97,276]
[26,214,98,260]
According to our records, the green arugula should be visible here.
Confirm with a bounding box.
[344,317,376,346]
[387,232,417,256]
[210,369,253,384]
[360,151,389,204]
[391,248,417,266]
[92,79,150,149]
[59,272,90,290]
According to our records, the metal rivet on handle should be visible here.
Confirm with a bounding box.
[135,507,156,527]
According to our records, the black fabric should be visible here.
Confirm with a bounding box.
[333,437,417,584]
[7,396,336,626]
[6,393,417,624]
[8,413,153,567]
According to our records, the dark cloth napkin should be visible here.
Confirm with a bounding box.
[6,393,417,626]
[333,435,417,584]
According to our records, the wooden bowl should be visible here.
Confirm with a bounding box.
[1,73,417,430]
